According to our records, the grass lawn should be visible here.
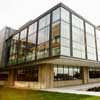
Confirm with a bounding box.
[0,86,100,100]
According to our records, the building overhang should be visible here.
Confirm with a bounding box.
[40,56,100,67]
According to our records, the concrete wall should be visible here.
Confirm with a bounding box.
[14,81,40,89]
[0,81,8,85]
[88,78,100,83]
[38,64,54,89]
[82,67,89,84]
[54,80,82,88]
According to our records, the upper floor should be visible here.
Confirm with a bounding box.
[6,3,100,67]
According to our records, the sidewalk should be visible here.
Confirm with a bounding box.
[41,83,100,96]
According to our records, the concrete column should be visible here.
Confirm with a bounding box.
[82,67,89,84]
[8,69,16,86]
[39,64,54,89]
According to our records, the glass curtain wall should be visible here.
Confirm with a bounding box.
[0,71,8,81]
[16,67,38,81]
[37,14,50,59]
[86,23,96,60]
[60,8,70,56]
[72,14,85,58]
[18,29,27,64]
[26,22,37,61]
[54,65,81,81]
[8,33,19,65]
[51,8,61,56]
[89,67,100,78]
[96,29,100,61]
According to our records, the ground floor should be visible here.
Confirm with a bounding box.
[0,64,100,89]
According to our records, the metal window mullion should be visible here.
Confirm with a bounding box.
[57,64,58,81]
[59,7,61,55]
[70,13,73,56]
[84,21,87,59]
[35,21,39,61]
[49,12,52,56]
[17,32,20,64]
[25,27,29,62]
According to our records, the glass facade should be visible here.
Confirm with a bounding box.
[96,29,100,61]
[72,14,85,58]
[18,29,27,64]
[8,33,19,65]
[26,22,37,61]
[7,5,100,66]
[51,8,60,56]
[60,8,70,56]
[0,71,8,81]
[54,65,81,81]
[89,67,100,79]
[16,67,38,81]
[37,14,50,59]
[86,23,96,60]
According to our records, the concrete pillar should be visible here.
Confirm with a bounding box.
[82,67,89,84]
[39,64,54,89]
[8,69,16,86]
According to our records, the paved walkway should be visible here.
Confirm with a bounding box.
[41,83,100,96]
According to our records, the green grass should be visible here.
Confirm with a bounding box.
[0,86,100,100]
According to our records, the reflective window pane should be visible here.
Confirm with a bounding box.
[37,26,49,59]
[54,65,81,81]
[89,67,100,78]
[72,14,85,59]
[52,8,60,22]
[51,21,60,56]
[86,23,96,60]
[28,22,37,35]
[39,14,50,30]
[96,29,100,61]
[8,33,19,65]
[61,18,70,56]
[26,22,37,61]
[61,8,70,23]
[18,28,27,64]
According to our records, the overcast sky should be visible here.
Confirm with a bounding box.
[0,0,100,30]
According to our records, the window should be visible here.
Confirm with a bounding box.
[8,33,19,65]
[0,71,8,81]
[54,65,81,81]
[28,22,37,35]
[61,7,70,23]
[61,8,70,56]
[16,67,38,81]
[89,67,100,79]
[51,8,61,56]
[52,8,60,22]
[86,23,96,60]
[20,29,27,41]
[39,14,50,29]
[96,29,100,61]
[26,22,37,61]
[72,14,85,59]
[37,14,50,59]
[18,28,27,64]
[51,21,60,56]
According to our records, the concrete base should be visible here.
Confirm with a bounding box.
[0,64,100,89]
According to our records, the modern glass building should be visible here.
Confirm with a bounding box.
[0,3,100,89]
